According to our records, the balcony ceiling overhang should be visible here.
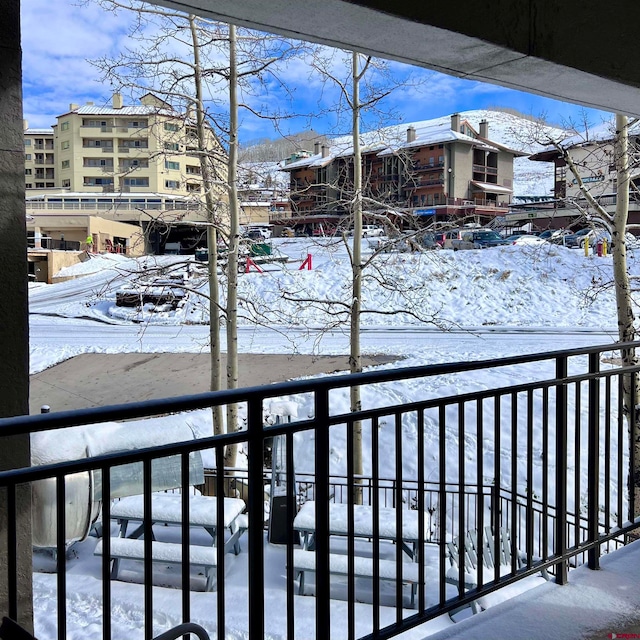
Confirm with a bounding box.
[471,180,513,195]
[153,0,640,118]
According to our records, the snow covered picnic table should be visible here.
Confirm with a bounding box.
[96,492,248,591]
[111,492,247,555]
[292,501,433,563]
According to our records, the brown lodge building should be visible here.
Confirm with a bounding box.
[274,113,526,234]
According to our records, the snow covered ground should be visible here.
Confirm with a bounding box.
[27,236,640,639]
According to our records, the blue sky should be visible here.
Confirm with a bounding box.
[21,0,612,144]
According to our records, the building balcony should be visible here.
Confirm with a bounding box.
[80,125,114,134]
[413,161,444,171]
[0,342,637,639]
[472,164,498,175]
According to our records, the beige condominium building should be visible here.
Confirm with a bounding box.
[24,126,55,189]
[24,93,228,254]
[52,92,222,197]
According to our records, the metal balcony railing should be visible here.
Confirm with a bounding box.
[1,342,639,639]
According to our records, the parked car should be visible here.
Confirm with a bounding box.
[451,230,510,250]
[368,231,439,252]
[563,227,611,249]
[243,225,272,240]
[348,224,385,238]
[539,229,572,244]
[442,228,467,249]
[511,234,549,246]
[625,232,640,249]
[433,231,447,248]
[362,225,384,237]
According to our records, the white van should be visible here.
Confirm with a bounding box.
[244,225,272,240]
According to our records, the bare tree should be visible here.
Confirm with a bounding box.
[88,1,306,470]
[291,49,425,502]
[521,113,640,516]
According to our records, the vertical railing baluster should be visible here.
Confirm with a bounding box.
[417,408,425,612]
[542,387,549,564]
[526,389,534,570]
[101,465,111,640]
[476,398,484,589]
[604,375,612,535]
[56,474,67,640]
[372,414,380,632]
[555,356,568,584]
[286,429,296,640]
[395,409,403,622]
[438,404,446,607]
[346,415,355,639]
[511,391,518,575]
[215,443,226,638]
[457,401,465,595]
[181,451,191,627]
[632,365,639,524]
[143,458,153,640]
[617,371,624,531]
[248,395,264,640]
[574,381,581,550]
[493,394,501,584]
[588,352,601,570]
[314,388,331,639]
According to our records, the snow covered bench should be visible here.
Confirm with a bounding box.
[292,549,420,609]
[94,537,219,591]
[445,526,549,614]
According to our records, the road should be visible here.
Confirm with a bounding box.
[29,313,619,375]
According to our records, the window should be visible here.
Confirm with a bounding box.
[35,182,44,188]
[46,183,54,188]
[83,177,114,186]
[164,142,180,151]
[123,177,149,187]
[164,122,179,132]
[61,141,70,150]
[62,179,71,188]
[25,169,32,175]
[165,179,180,189]
[25,154,31,160]
[24,139,31,146]
[165,160,180,171]
[25,183,32,189]
[186,165,201,175]
[61,160,70,169]
[61,121,70,131]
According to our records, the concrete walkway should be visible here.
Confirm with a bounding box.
[424,539,640,640]
[29,352,397,413]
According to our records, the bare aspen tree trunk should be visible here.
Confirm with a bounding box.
[224,23,240,471]
[613,114,640,519]
[350,51,364,505]
[189,15,224,434]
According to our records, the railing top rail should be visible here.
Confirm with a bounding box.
[1,340,637,436]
